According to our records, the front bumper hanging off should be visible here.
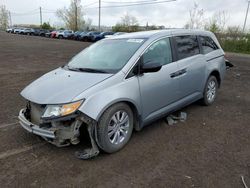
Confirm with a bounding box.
[18,108,100,159]
[18,109,56,139]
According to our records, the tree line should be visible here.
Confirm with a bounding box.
[0,1,249,54]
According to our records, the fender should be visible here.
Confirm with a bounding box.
[78,76,142,122]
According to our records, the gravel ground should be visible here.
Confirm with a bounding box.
[0,31,249,188]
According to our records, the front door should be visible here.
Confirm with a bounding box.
[138,37,180,122]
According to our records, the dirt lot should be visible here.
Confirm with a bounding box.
[0,31,249,187]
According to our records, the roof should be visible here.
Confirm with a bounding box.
[112,29,213,39]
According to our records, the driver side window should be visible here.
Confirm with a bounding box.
[143,38,172,66]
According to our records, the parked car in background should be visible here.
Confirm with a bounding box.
[73,31,84,40]
[18,29,227,159]
[105,32,127,38]
[50,31,57,38]
[88,31,102,42]
[78,31,90,41]
[32,29,40,36]
[6,28,14,33]
[56,30,74,39]
[39,29,48,37]
[79,31,101,42]
[19,28,26,34]
[13,28,23,34]
[32,29,48,37]
[91,31,114,42]
[20,28,35,35]
[45,31,52,38]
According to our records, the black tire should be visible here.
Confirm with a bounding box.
[202,75,218,106]
[58,35,63,39]
[96,103,134,153]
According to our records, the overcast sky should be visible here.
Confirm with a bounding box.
[1,0,249,29]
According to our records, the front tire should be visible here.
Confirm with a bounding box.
[97,103,133,153]
[202,75,218,106]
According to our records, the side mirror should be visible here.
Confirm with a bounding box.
[141,61,162,73]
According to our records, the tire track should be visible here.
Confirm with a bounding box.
[0,142,45,160]
[0,122,18,129]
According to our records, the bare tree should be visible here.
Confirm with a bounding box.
[0,5,9,30]
[186,2,204,29]
[121,13,138,27]
[83,18,92,31]
[205,11,229,33]
[56,0,85,31]
[215,11,229,31]
[113,13,139,32]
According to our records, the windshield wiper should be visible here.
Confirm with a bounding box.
[77,68,108,73]
[63,65,109,73]
[63,65,79,71]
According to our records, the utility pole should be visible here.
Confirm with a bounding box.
[243,0,250,32]
[75,1,78,31]
[39,7,42,27]
[9,11,12,27]
[98,0,101,31]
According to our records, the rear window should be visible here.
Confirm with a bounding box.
[200,36,219,54]
[174,35,200,60]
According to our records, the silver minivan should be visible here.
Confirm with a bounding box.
[19,29,226,159]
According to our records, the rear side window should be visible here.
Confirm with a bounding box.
[174,35,200,60]
[200,36,219,54]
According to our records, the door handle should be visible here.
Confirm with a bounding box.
[170,68,187,78]
[179,68,187,75]
[170,72,178,78]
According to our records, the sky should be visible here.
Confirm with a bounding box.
[0,0,249,30]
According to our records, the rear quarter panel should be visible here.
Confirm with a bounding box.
[204,49,226,85]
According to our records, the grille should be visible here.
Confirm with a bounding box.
[29,102,45,125]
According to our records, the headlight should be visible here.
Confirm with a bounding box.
[42,100,83,119]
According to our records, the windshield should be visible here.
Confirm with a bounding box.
[67,39,145,73]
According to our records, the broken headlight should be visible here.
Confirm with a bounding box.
[42,100,84,119]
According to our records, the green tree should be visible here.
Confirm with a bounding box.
[41,22,53,30]
[205,21,220,33]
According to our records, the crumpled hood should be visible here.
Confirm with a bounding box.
[21,68,113,104]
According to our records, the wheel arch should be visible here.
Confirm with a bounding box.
[92,99,141,131]
[209,70,221,87]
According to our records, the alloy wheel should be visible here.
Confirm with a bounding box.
[108,111,130,145]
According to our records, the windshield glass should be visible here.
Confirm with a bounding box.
[67,39,145,73]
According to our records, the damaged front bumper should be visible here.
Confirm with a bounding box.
[19,109,56,139]
[19,107,100,159]
[18,108,84,147]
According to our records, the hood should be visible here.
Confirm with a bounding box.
[21,68,113,104]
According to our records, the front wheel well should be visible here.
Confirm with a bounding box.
[99,101,141,131]
[123,101,141,131]
[209,70,221,87]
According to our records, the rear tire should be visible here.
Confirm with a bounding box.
[96,103,133,153]
[202,75,218,106]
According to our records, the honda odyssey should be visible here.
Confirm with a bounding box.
[19,29,226,159]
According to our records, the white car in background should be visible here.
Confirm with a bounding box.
[13,28,23,34]
[56,30,74,39]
